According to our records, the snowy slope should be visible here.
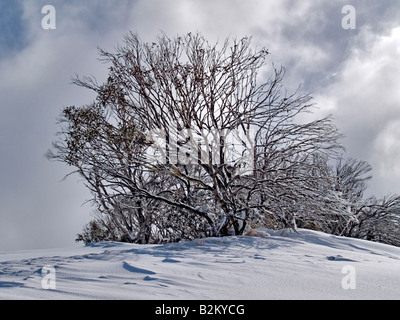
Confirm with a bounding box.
[1,229,400,300]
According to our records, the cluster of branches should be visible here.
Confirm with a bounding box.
[48,32,400,246]
[294,158,400,247]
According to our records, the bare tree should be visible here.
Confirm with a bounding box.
[298,156,400,246]
[317,158,373,235]
[344,195,400,246]
[48,32,346,242]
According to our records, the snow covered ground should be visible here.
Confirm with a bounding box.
[1,228,400,300]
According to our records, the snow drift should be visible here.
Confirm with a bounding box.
[1,228,400,300]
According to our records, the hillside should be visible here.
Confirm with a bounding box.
[1,229,400,300]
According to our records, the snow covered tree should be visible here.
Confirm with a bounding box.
[345,195,400,246]
[49,32,349,243]
[298,157,400,246]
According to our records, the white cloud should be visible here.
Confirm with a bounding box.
[374,119,400,177]
[315,26,400,196]
[0,1,123,251]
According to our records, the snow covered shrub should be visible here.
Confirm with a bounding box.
[345,195,400,247]
[76,220,120,244]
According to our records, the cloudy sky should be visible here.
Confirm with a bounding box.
[1,0,400,251]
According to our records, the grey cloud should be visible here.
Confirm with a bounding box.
[314,26,400,197]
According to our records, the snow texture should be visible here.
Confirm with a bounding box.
[1,229,400,300]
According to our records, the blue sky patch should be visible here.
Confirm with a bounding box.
[0,1,26,57]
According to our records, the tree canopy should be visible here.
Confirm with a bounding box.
[48,32,400,246]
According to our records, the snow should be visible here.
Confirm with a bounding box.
[1,228,400,300]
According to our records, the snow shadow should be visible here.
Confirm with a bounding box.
[128,235,305,262]
[122,261,156,275]
[86,241,129,248]
[0,281,24,288]
[326,255,357,262]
